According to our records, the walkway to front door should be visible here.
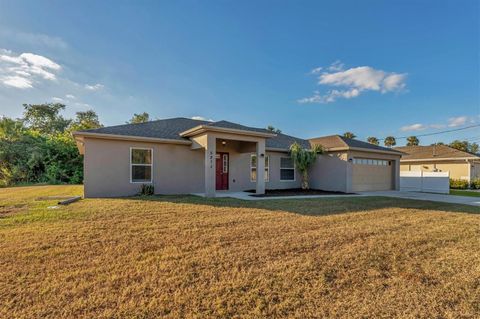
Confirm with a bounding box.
[216,152,229,190]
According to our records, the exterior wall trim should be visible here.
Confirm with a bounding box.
[74,132,192,145]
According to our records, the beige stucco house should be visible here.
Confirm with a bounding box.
[394,145,480,182]
[73,118,402,198]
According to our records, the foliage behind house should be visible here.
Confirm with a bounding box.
[0,104,102,186]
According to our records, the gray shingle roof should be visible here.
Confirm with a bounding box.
[78,118,209,140]
[309,135,403,153]
[78,117,310,150]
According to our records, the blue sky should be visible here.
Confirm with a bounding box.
[0,0,479,145]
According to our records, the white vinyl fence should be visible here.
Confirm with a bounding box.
[400,171,450,194]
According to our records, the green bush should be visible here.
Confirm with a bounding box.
[0,105,101,187]
[470,179,480,190]
[450,179,469,189]
[140,184,154,196]
[0,165,13,187]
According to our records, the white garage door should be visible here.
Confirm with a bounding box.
[352,158,394,192]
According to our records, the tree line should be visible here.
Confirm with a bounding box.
[342,132,479,153]
[0,104,150,187]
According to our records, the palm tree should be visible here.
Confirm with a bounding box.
[343,132,356,139]
[384,136,396,147]
[367,136,379,145]
[127,112,150,124]
[266,125,282,134]
[406,136,419,146]
[289,142,323,189]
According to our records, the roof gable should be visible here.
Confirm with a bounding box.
[309,135,348,149]
[309,135,402,154]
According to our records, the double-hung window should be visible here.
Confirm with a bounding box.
[280,157,295,181]
[130,148,153,183]
[250,154,269,182]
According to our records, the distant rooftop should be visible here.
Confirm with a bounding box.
[394,145,480,160]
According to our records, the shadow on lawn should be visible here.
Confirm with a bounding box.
[126,195,480,216]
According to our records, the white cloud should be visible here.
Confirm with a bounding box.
[2,75,33,89]
[52,97,64,102]
[383,73,406,92]
[0,47,127,121]
[299,61,407,104]
[310,67,323,74]
[85,83,104,91]
[20,53,61,71]
[447,116,468,127]
[191,116,213,122]
[401,123,427,132]
[0,50,61,89]
[400,115,476,132]
[298,88,360,104]
[318,66,406,92]
[327,60,345,72]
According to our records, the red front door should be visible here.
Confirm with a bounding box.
[216,152,229,190]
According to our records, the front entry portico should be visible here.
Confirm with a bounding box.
[180,125,275,197]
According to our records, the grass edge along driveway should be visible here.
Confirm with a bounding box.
[450,189,480,197]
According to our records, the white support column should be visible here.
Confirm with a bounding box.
[467,159,471,183]
[256,140,266,194]
[204,135,216,197]
[345,153,353,193]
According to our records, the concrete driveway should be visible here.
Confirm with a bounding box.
[360,191,480,207]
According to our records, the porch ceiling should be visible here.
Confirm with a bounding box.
[190,131,267,150]
[216,138,256,153]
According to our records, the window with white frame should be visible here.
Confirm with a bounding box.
[130,148,153,183]
[250,154,269,182]
[280,157,295,181]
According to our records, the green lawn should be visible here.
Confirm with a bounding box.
[450,189,480,197]
[0,185,479,318]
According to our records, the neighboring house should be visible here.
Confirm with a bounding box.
[394,145,480,182]
[73,118,402,197]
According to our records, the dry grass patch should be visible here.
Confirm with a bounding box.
[0,204,26,217]
[0,185,479,318]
